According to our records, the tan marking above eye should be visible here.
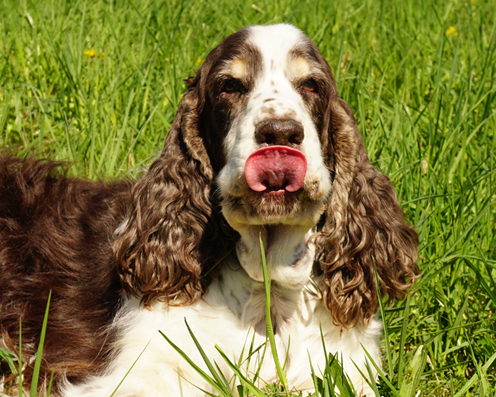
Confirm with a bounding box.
[287,56,311,79]
[230,59,247,78]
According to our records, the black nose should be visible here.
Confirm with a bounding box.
[255,119,304,146]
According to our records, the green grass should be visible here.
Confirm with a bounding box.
[1,0,495,395]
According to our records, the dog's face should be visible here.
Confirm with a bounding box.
[193,25,337,229]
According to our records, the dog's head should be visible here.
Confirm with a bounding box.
[115,24,418,327]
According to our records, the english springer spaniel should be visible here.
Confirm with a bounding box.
[0,24,418,396]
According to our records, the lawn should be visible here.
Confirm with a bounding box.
[0,0,495,395]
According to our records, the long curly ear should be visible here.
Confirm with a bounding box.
[314,97,419,328]
[114,73,232,306]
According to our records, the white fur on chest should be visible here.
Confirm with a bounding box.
[63,258,381,397]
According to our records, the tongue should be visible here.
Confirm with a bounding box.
[245,146,307,192]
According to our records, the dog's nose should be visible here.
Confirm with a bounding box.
[255,119,304,146]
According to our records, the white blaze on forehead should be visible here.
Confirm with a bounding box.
[243,24,311,125]
[247,24,307,73]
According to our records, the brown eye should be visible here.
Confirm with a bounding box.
[222,79,243,94]
[303,78,317,93]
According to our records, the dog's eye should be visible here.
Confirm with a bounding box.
[222,79,243,94]
[303,79,318,93]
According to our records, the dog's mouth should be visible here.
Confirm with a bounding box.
[244,146,307,196]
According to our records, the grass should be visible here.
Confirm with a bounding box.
[0,0,495,395]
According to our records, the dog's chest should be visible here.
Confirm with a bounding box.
[64,263,381,397]
[111,266,327,394]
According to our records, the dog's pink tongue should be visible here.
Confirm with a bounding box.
[245,146,307,192]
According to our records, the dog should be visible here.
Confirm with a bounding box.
[0,24,418,396]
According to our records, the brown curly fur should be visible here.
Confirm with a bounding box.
[0,156,131,391]
[114,48,239,307]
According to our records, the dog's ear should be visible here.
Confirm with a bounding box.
[114,65,232,307]
[315,96,419,328]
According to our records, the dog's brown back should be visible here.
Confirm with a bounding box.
[0,155,131,391]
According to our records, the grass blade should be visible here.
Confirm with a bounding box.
[214,345,266,397]
[259,233,289,395]
[30,291,51,397]
[159,331,219,392]
[183,319,234,396]
[109,341,150,397]
[399,346,427,397]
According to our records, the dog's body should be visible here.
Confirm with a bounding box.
[0,24,418,396]
[62,259,382,396]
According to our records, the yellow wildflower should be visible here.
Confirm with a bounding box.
[84,48,96,58]
[446,26,458,36]
[84,49,105,60]
[194,58,203,66]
